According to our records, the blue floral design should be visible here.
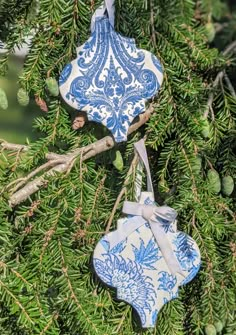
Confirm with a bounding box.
[181,264,201,285]
[100,238,127,254]
[144,197,154,205]
[132,238,162,270]
[59,17,163,142]
[144,197,176,233]
[173,233,200,271]
[93,191,201,327]
[110,239,127,254]
[151,53,163,72]
[59,63,72,85]
[157,271,177,293]
[151,309,158,326]
[93,253,156,325]
[157,218,175,233]
[100,238,110,252]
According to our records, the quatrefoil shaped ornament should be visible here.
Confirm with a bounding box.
[59,7,163,142]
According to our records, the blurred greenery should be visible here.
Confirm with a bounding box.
[0,55,42,143]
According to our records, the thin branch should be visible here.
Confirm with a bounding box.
[0,279,34,324]
[222,40,236,56]
[214,22,229,34]
[105,152,139,233]
[9,162,70,207]
[204,40,236,118]
[8,159,65,194]
[115,306,130,333]
[204,70,224,118]
[150,0,157,47]
[8,105,154,207]
[224,73,236,97]
[0,140,28,152]
[40,212,60,264]
[39,312,59,335]
[86,174,107,227]
[58,240,99,333]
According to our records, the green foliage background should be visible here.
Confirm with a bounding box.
[0,0,235,334]
[0,56,41,143]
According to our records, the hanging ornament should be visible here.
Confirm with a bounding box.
[93,139,201,328]
[59,1,163,142]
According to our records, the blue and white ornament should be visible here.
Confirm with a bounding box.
[59,1,163,142]
[93,140,201,328]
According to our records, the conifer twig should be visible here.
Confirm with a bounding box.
[150,0,157,47]
[105,152,139,233]
[8,159,65,194]
[205,40,236,118]
[6,105,154,207]
[224,72,236,97]
[0,279,34,324]
[0,140,28,152]
[39,312,59,335]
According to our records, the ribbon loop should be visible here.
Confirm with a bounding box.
[91,0,115,31]
[134,139,154,194]
[109,139,185,277]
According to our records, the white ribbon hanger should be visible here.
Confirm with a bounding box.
[109,139,186,278]
[91,0,115,31]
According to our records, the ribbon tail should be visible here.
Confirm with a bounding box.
[149,218,186,278]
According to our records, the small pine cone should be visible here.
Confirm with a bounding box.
[17,88,30,107]
[112,150,124,171]
[35,96,48,112]
[207,169,221,194]
[193,156,202,174]
[0,88,8,110]
[221,176,234,196]
[214,320,223,333]
[45,77,59,96]
[201,116,210,139]
[205,324,216,335]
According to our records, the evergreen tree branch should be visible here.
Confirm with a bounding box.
[86,174,107,227]
[39,312,59,335]
[115,306,131,333]
[7,105,154,207]
[204,70,224,119]
[4,105,153,207]
[9,158,66,194]
[0,280,34,325]
[224,73,236,97]
[0,261,32,287]
[204,40,236,118]
[105,151,139,233]
[39,211,60,265]
[0,140,28,152]
[58,239,100,333]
